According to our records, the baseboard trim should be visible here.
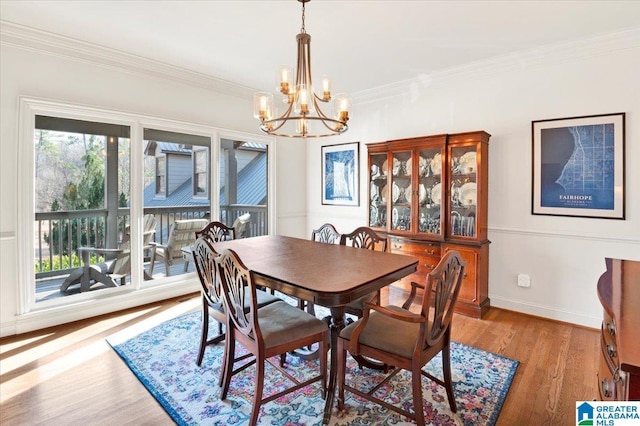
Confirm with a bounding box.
[490,295,600,329]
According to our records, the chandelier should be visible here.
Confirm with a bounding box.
[253,0,350,138]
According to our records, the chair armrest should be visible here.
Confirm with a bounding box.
[401,281,426,310]
[363,301,425,324]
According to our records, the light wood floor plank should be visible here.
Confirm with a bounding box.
[0,291,599,425]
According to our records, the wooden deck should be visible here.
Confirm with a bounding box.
[36,261,196,302]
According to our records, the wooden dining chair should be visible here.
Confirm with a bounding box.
[195,220,236,243]
[298,223,343,316]
[340,226,388,317]
[339,226,390,370]
[336,250,466,426]
[191,238,280,375]
[311,223,341,245]
[216,248,329,426]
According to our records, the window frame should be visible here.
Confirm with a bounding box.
[18,97,276,319]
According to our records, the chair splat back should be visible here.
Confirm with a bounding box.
[196,221,236,244]
[191,238,223,306]
[340,226,388,252]
[311,223,341,244]
[422,251,465,346]
[216,249,256,334]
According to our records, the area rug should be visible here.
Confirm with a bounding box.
[107,311,518,426]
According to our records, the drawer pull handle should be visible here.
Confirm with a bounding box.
[425,249,435,255]
[601,379,612,398]
[606,321,616,335]
[607,344,617,358]
[424,264,435,270]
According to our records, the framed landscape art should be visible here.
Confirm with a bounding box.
[531,112,625,219]
[322,142,359,206]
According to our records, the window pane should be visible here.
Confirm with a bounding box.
[219,139,268,238]
[34,117,130,302]
[143,128,211,280]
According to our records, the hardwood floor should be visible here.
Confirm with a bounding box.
[1,289,599,425]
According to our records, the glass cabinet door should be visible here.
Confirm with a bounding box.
[389,150,412,232]
[369,152,388,229]
[449,145,478,239]
[417,147,444,238]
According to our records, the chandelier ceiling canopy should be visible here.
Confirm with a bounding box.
[253,0,350,138]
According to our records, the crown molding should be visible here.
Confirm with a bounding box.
[354,27,640,105]
[0,21,255,99]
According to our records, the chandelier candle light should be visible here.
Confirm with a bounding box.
[253,0,351,138]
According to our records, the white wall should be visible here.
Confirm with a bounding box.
[307,29,640,328]
[0,24,307,336]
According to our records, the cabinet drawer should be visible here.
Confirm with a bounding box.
[390,239,441,257]
[597,350,616,401]
[601,315,619,368]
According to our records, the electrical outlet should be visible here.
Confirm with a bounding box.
[517,273,531,288]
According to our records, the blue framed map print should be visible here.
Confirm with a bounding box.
[322,142,359,206]
[532,113,625,219]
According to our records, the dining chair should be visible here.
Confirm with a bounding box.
[216,248,329,426]
[191,238,281,373]
[336,250,466,426]
[149,218,208,276]
[339,226,390,370]
[195,220,236,243]
[340,226,388,317]
[298,223,343,316]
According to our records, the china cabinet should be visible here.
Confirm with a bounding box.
[367,131,490,318]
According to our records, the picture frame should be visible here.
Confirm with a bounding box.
[532,112,625,219]
[322,142,359,206]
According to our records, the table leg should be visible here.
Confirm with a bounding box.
[323,305,346,425]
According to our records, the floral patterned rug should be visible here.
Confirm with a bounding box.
[107,310,518,426]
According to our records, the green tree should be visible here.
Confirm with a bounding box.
[45,135,106,255]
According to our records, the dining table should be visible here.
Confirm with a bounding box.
[211,234,418,424]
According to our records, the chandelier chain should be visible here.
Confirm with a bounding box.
[300,1,306,34]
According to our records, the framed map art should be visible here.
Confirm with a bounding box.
[532,113,625,219]
[322,142,359,206]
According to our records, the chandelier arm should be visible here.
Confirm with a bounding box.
[254,0,350,138]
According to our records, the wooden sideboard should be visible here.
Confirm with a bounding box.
[596,258,640,401]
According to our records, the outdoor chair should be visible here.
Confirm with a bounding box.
[231,213,251,238]
[336,250,466,426]
[191,237,280,374]
[60,214,157,293]
[149,218,208,276]
[216,248,328,426]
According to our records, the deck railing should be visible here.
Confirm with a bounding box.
[34,204,267,279]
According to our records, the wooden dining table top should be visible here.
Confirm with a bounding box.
[210,234,418,307]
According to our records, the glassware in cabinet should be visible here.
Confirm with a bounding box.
[449,145,478,239]
[368,152,388,229]
[417,147,445,238]
[388,150,412,232]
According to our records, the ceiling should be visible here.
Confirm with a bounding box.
[2,1,640,95]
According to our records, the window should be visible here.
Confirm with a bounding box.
[155,157,166,196]
[193,149,208,197]
[33,115,131,303]
[19,98,275,316]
